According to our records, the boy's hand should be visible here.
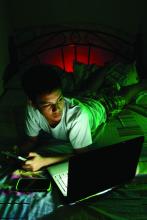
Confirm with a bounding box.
[22,152,70,172]
[22,152,47,172]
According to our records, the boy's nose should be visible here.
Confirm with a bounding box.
[52,104,58,112]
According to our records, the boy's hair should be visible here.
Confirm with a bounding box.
[21,64,62,103]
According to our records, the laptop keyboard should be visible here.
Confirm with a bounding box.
[54,171,68,194]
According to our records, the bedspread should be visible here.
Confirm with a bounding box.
[0,174,147,220]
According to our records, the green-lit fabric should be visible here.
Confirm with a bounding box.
[71,97,107,136]
[136,161,147,175]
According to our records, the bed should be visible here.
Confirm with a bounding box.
[0,24,147,220]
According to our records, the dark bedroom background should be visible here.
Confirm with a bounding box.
[0,0,146,95]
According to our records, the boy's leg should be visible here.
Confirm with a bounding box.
[99,80,147,118]
[118,80,147,104]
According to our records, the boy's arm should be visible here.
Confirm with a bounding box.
[21,145,89,172]
[22,152,73,172]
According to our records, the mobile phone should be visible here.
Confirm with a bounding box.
[15,178,51,192]
[1,151,27,162]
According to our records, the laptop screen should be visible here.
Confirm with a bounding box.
[67,136,144,203]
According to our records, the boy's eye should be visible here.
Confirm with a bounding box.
[42,104,51,108]
[58,97,63,102]
[39,97,63,109]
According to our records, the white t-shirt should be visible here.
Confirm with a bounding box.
[25,97,106,149]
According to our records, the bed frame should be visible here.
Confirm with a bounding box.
[4,24,140,85]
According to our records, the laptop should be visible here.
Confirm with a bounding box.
[47,136,144,204]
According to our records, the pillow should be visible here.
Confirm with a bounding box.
[73,61,99,85]
[122,62,140,86]
[73,60,140,89]
[102,61,140,90]
[56,61,140,97]
[58,61,100,96]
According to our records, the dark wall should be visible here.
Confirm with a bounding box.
[9,0,141,33]
[0,0,11,94]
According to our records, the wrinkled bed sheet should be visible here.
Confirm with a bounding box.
[0,173,147,220]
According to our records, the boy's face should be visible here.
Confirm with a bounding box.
[35,89,64,126]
